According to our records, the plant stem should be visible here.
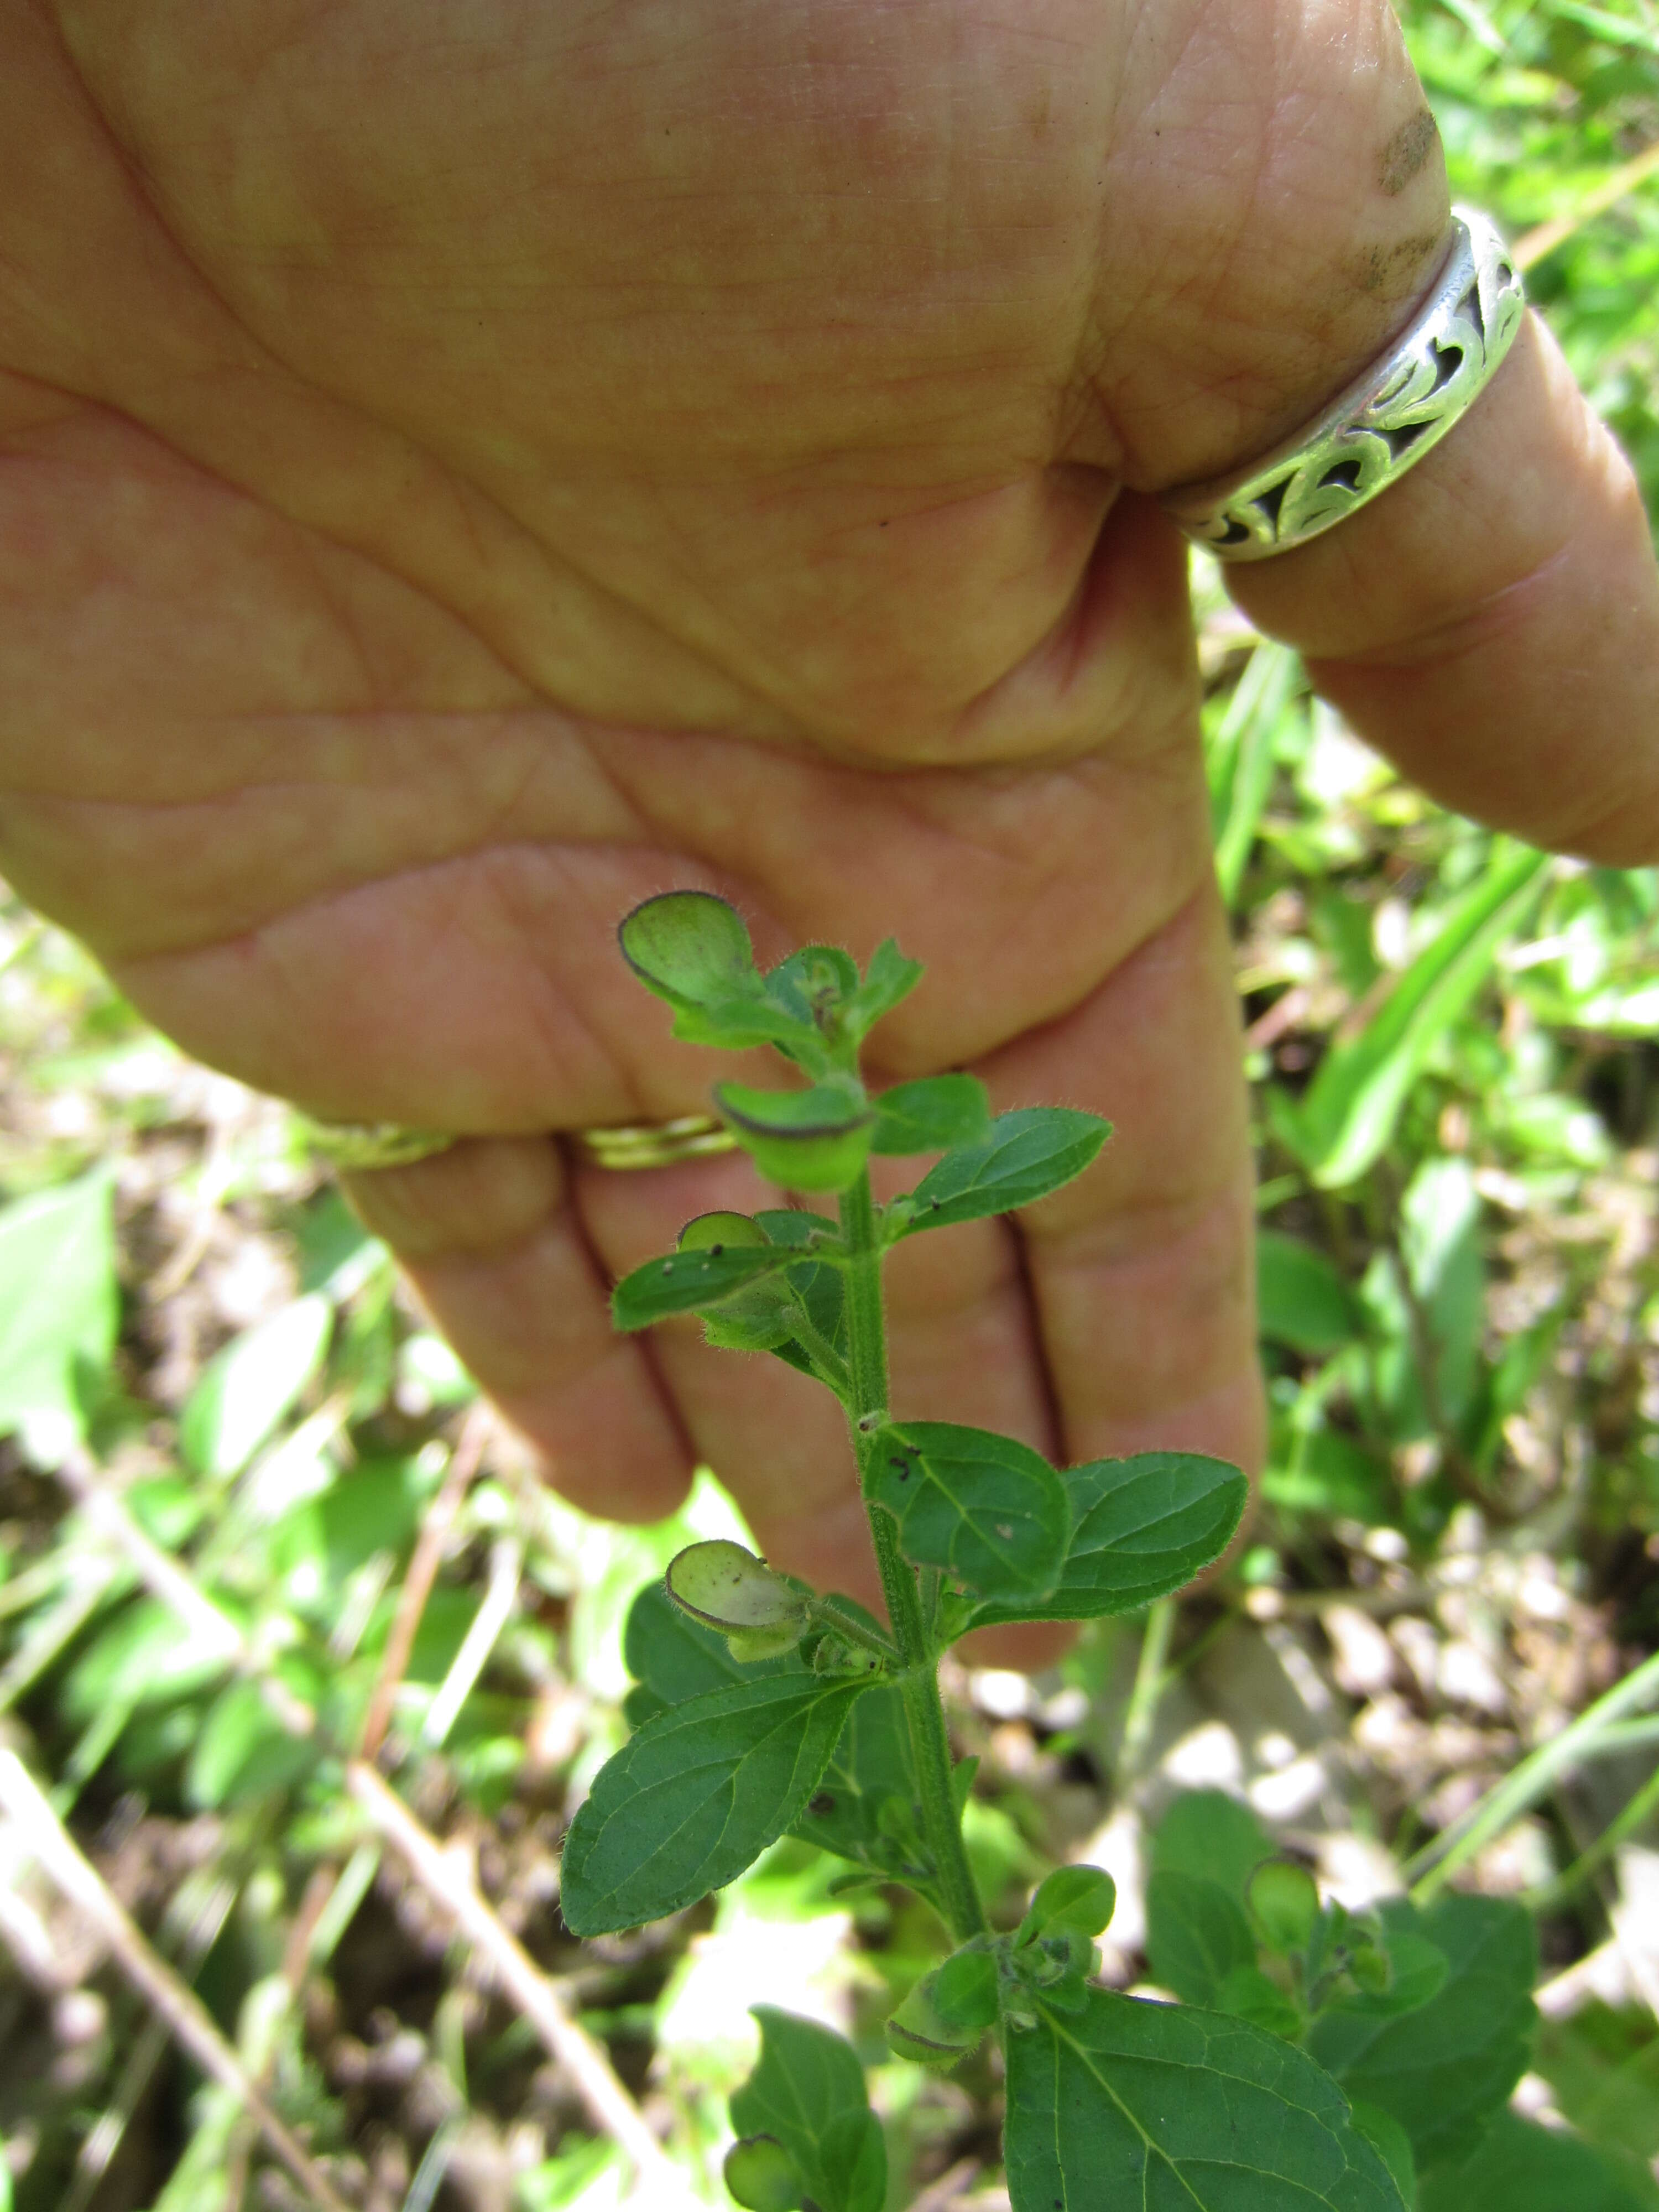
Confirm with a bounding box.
[807,1597,898,1664]
[1118,1599,1176,1784]
[838,1172,987,1942]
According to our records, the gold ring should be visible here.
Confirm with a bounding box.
[572,1113,738,1172]
[302,1111,739,1176]
[299,1117,460,1172]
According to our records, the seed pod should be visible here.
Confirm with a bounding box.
[723,2133,803,2211]
[886,1972,984,2068]
[665,1541,807,1644]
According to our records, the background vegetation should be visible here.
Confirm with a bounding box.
[2,1,1657,2205]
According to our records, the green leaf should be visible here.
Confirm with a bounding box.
[1249,1860,1321,1955]
[889,1107,1110,1238]
[611,1243,792,1331]
[729,2008,886,2212]
[844,937,924,1042]
[1146,1870,1260,2007]
[1213,1962,1303,2037]
[1348,2103,1416,2212]
[1331,1926,1448,2018]
[0,1167,118,1455]
[958,1452,1247,1630]
[714,1080,875,1193]
[1003,1988,1406,2212]
[558,1673,872,1934]
[185,1678,316,1809]
[180,1295,333,1478]
[62,1597,231,1721]
[867,1421,1070,1600]
[1418,2112,1658,2212]
[1258,1232,1360,1355]
[1535,2002,1659,2168]
[791,1682,920,1879]
[869,1074,992,1156]
[1018,1865,1118,1944]
[1149,1790,1270,1911]
[1291,842,1546,1190]
[1306,1894,1537,2167]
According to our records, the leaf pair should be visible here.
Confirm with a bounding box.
[732,1989,1413,2212]
[867,1422,1249,1628]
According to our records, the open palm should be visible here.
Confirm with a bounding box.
[4,0,1655,1611]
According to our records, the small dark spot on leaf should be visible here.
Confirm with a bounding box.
[709,1243,724,1256]
[808,1792,836,1815]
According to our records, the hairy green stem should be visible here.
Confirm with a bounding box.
[838,1173,986,1942]
[807,1597,898,1664]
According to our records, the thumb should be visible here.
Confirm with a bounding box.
[1216,305,1659,865]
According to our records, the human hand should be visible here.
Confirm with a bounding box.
[3,0,1655,1624]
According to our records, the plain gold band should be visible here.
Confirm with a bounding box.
[304,1112,738,1175]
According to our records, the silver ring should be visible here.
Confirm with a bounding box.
[1163,206,1525,562]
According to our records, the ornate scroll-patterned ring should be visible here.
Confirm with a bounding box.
[1162,207,1525,562]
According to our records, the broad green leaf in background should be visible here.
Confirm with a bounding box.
[0,1166,117,1457]
[611,1243,792,1332]
[728,2007,886,2212]
[185,1677,316,1810]
[713,1079,875,1193]
[180,1293,332,1479]
[1417,2111,1659,2212]
[559,1673,873,1934]
[1145,1870,1260,2007]
[1003,1989,1406,2212]
[1307,1893,1537,2167]
[1258,1231,1362,1355]
[888,1108,1110,1238]
[62,1595,232,1721]
[868,1073,992,1156]
[1149,1791,1271,1909]
[958,1452,1248,1631]
[1398,1156,1487,1433]
[1535,2002,1659,2173]
[1290,841,1547,1188]
[867,1422,1070,1601]
[1350,2104,1416,2211]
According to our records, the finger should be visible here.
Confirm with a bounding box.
[985,876,1264,1483]
[339,1136,693,1525]
[1229,314,1659,864]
